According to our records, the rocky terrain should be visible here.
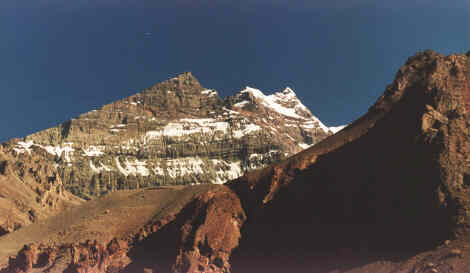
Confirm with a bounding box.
[0,184,244,273]
[1,72,338,203]
[5,49,470,273]
[0,141,83,237]
[228,49,470,272]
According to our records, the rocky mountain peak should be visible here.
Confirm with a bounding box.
[142,71,207,103]
[0,74,338,203]
[6,51,470,273]
[232,86,329,132]
[275,87,298,101]
[282,86,295,94]
[233,86,311,118]
[167,71,202,90]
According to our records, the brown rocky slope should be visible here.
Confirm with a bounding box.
[0,141,83,237]
[228,49,470,272]
[3,50,470,273]
[0,184,245,273]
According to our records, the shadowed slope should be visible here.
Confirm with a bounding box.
[228,50,470,272]
[3,50,470,273]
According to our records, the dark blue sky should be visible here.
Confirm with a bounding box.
[1,1,470,142]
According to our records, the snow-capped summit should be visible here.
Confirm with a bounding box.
[278,87,297,98]
[4,73,343,202]
[231,85,334,152]
[241,86,265,98]
[236,86,313,119]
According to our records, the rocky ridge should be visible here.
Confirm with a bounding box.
[227,50,470,272]
[5,50,470,273]
[5,50,470,272]
[1,72,338,200]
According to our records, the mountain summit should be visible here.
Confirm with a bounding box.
[4,50,470,273]
[0,73,338,233]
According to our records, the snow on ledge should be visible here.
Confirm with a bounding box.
[329,125,347,134]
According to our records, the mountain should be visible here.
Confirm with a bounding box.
[228,50,470,272]
[3,50,470,273]
[0,72,336,234]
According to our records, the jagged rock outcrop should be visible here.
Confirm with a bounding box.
[6,49,470,273]
[0,185,245,273]
[2,72,336,200]
[0,142,83,237]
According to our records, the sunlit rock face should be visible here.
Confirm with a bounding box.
[9,51,470,273]
[2,72,335,199]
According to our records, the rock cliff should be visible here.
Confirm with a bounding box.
[1,72,335,200]
[0,141,83,238]
[228,50,470,272]
[6,50,470,273]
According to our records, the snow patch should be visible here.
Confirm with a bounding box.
[329,125,347,133]
[152,166,165,176]
[222,107,240,116]
[115,157,150,177]
[247,150,280,169]
[232,124,262,139]
[298,143,312,150]
[144,119,230,142]
[166,157,205,178]
[13,141,34,154]
[111,124,126,128]
[89,161,112,173]
[201,89,218,97]
[43,143,75,162]
[82,146,105,157]
[13,141,75,162]
[233,100,250,108]
[211,160,243,184]
[301,119,330,133]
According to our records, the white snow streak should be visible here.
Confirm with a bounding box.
[166,157,205,178]
[144,119,230,141]
[13,141,34,154]
[211,160,243,184]
[232,124,262,138]
[298,143,312,150]
[329,125,347,133]
[201,89,218,97]
[115,157,150,177]
[82,146,105,157]
[89,160,112,173]
[13,141,75,162]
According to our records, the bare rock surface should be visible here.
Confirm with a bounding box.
[2,72,334,203]
[0,184,245,273]
[227,50,470,272]
[0,142,83,239]
[6,50,470,273]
